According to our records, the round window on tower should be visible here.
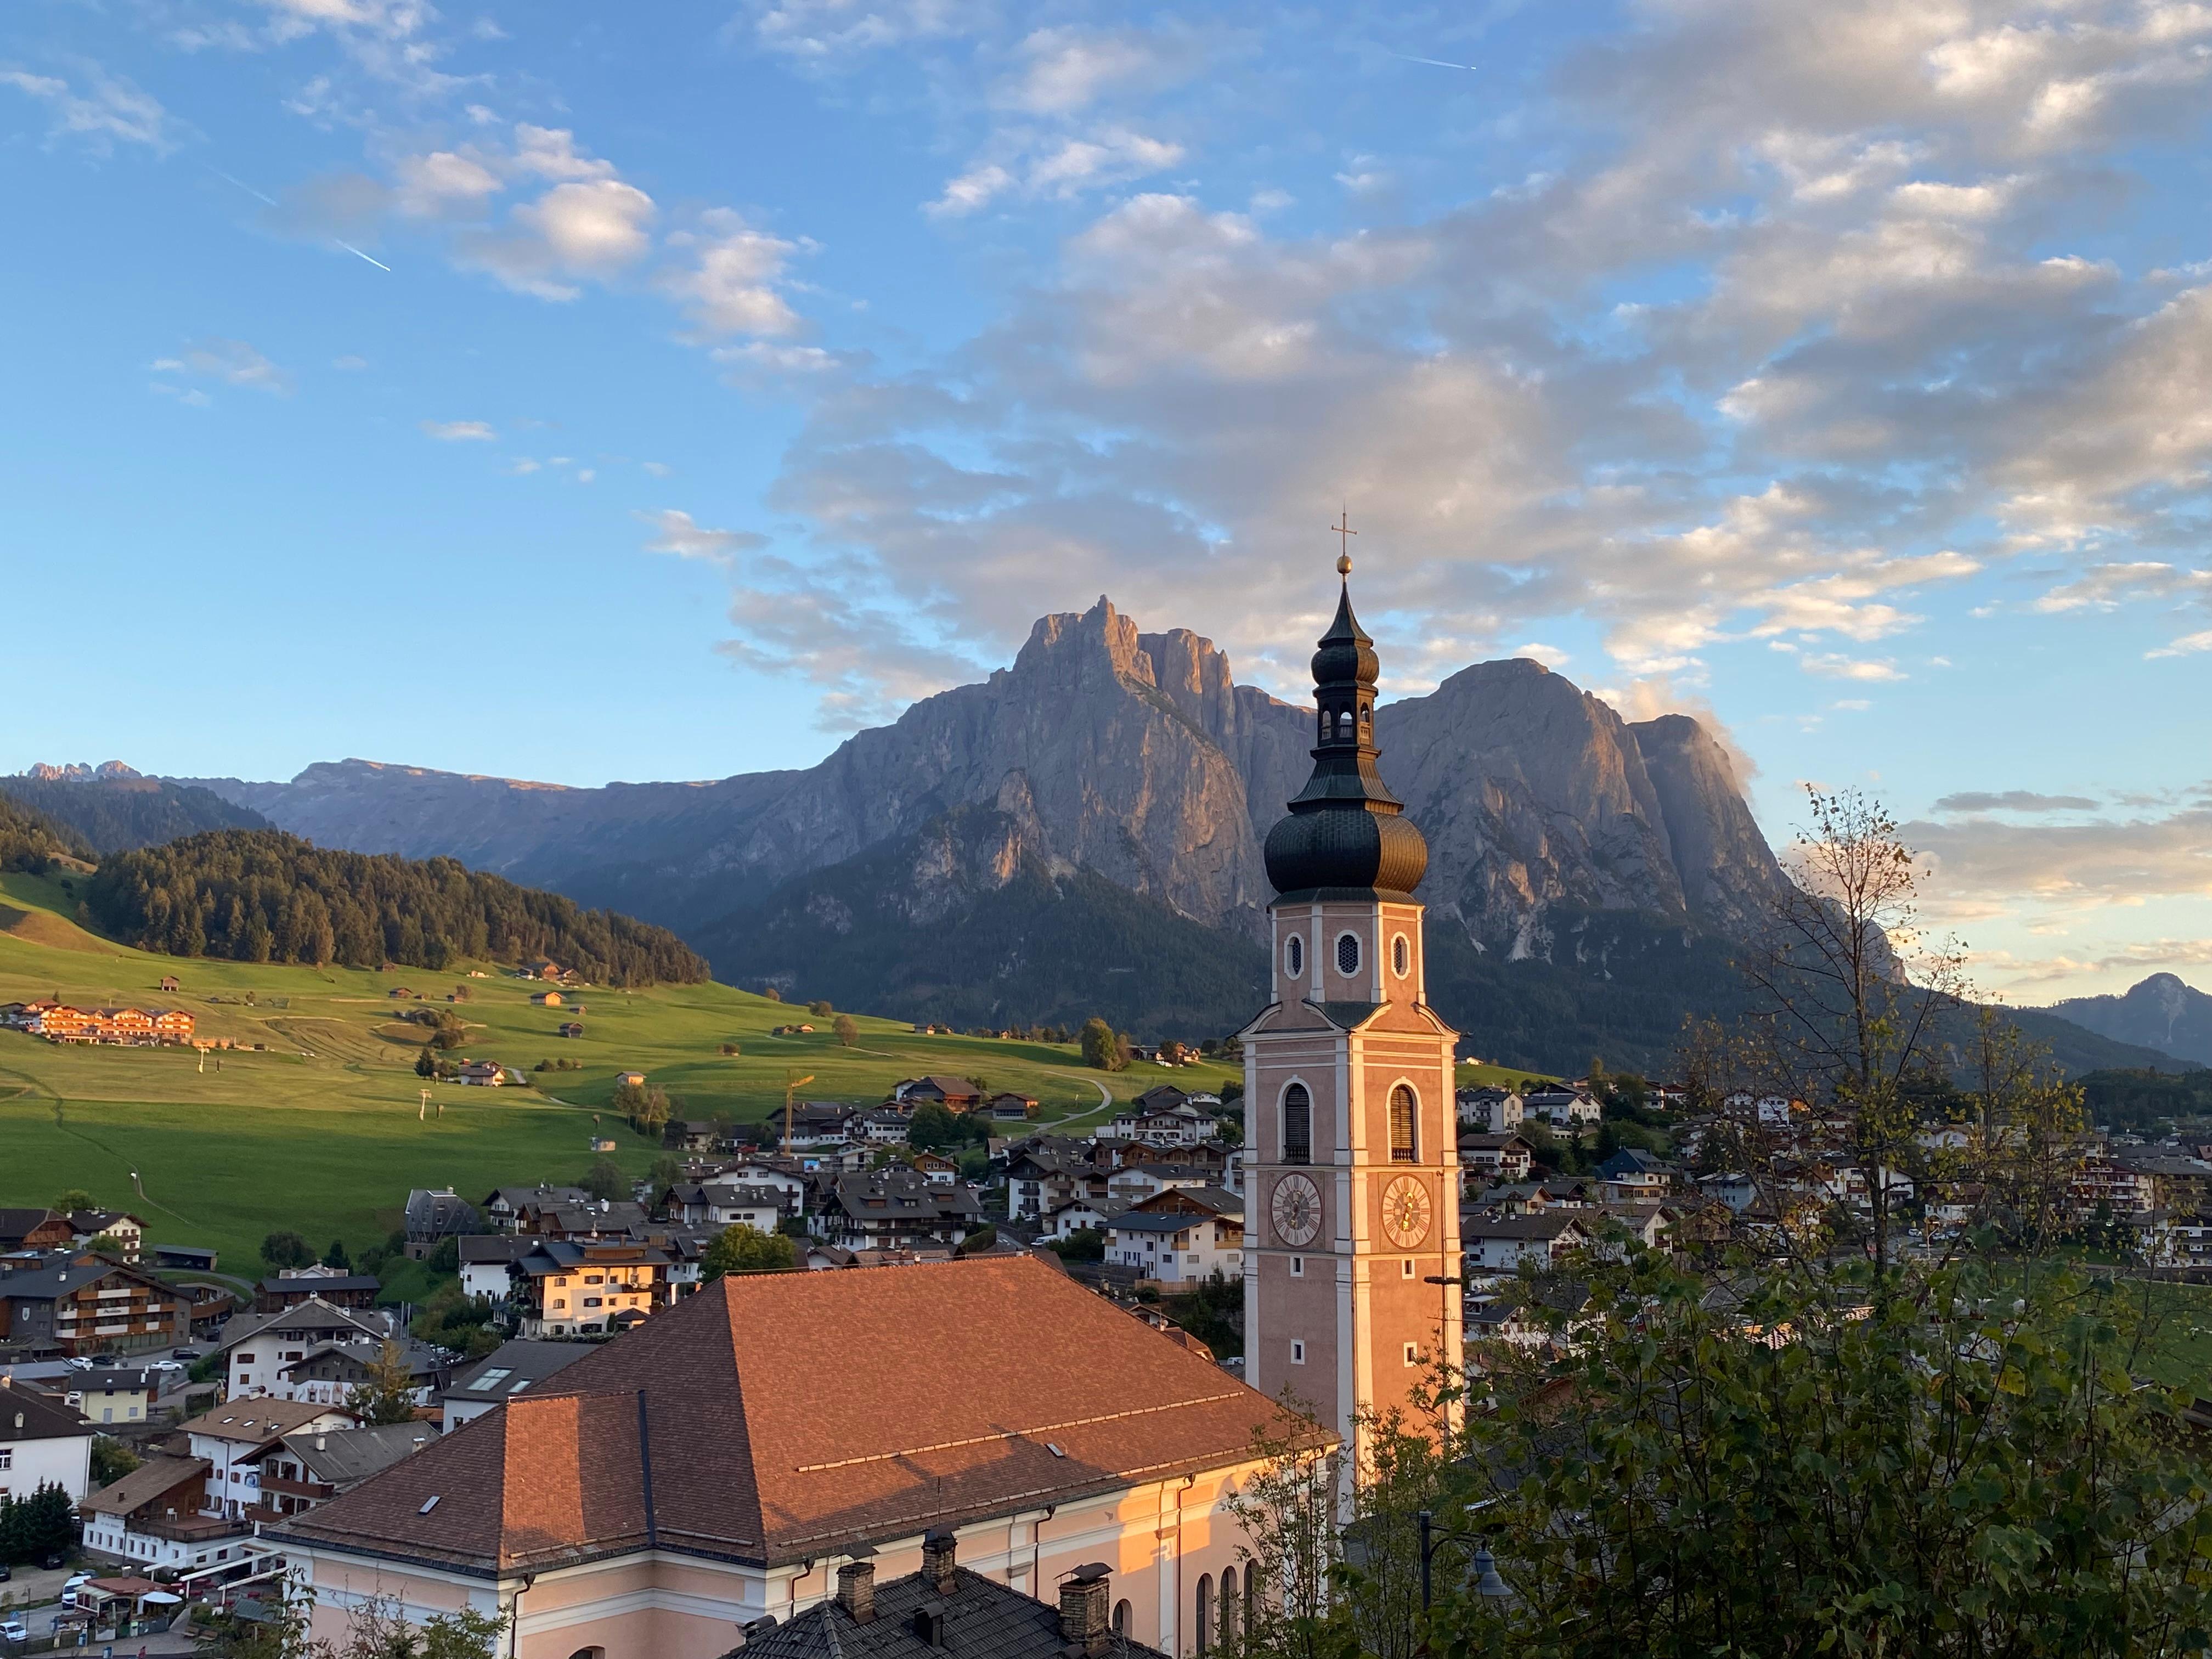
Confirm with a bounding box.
[1335,932,1361,976]
[1392,934,1410,978]
[1285,934,1303,978]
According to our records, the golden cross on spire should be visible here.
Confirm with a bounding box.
[1331,506,1356,575]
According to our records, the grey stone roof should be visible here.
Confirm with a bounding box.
[439,1338,595,1403]
[735,1567,1168,1659]
[281,1421,439,1486]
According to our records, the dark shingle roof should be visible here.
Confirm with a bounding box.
[1,1383,92,1442]
[737,1566,1168,1659]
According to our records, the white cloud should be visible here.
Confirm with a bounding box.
[928,163,1013,218]
[461,178,656,300]
[331,354,369,370]
[1000,25,1198,115]
[636,508,769,565]
[151,338,292,394]
[929,128,1183,216]
[394,150,503,217]
[2149,629,2212,659]
[1,64,174,153]
[1799,653,1906,681]
[661,211,802,336]
[421,419,496,441]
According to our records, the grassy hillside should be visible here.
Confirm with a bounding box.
[0,871,1236,1272]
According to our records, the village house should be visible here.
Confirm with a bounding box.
[244,1420,438,1530]
[265,1257,1324,1659]
[272,1337,449,1410]
[910,1150,961,1187]
[0,1207,77,1252]
[816,1170,984,1252]
[529,989,563,1008]
[654,1182,783,1233]
[1105,1163,1216,1206]
[455,1059,507,1086]
[256,1265,383,1313]
[435,1339,595,1435]
[21,1004,195,1046]
[1462,1211,1595,1272]
[1003,1141,1100,1220]
[662,1120,720,1153]
[1594,1147,1686,1200]
[1104,1189,1243,1285]
[41,1364,160,1427]
[0,1377,93,1500]
[479,1184,592,1232]
[66,1209,145,1262]
[1456,1087,1525,1132]
[1520,1084,1602,1128]
[509,1238,673,1338]
[558,1020,585,1039]
[218,1299,397,1400]
[0,1250,188,1355]
[1457,1133,1534,1186]
[78,1455,238,1574]
[182,1398,359,1523]
[456,1235,531,1304]
[404,1188,481,1257]
[984,1092,1039,1122]
[1107,1088,1221,1147]
[893,1075,984,1111]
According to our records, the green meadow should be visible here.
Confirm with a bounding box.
[0,870,1238,1272]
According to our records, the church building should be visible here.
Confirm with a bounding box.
[1240,556,1465,1466]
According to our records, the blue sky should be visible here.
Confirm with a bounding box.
[3,0,2210,1002]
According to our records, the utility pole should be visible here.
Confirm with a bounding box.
[783,1071,815,1156]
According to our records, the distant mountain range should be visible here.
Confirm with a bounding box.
[2,771,269,853]
[2045,973,2212,1067]
[93,594,2186,1076]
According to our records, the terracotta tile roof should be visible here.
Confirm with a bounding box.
[180,1399,355,1445]
[272,1256,1324,1577]
[81,1454,210,1517]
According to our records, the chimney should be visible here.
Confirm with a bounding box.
[1058,1564,1111,1654]
[921,1528,957,1593]
[836,1556,877,1624]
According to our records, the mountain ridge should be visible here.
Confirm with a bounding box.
[2045,972,2212,1066]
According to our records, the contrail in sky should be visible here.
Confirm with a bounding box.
[207,164,393,271]
[1389,52,1477,70]
[207,166,277,207]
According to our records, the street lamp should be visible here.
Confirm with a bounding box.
[1417,1509,1515,1610]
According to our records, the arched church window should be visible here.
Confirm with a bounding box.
[1113,1601,1131,1637]
[1285,934,1303,978]
[1197,1574,1215,1652]
[1282,1083,1311,1165]
[1389,1084,1418,1163]
[1221,1567,1241,1647]
[1336,932,1360,976]
[1338,709,1354,738]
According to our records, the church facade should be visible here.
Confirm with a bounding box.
[1240,558,1464,1464]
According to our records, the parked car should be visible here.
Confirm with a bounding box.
[88,1354,120,1367]
[65,1356,94,1370]
[0,1563,10,1581]
[171,1346,200,1359]
[0,1618,27,1643]
[44,1555,68,1572]
[61,1573,93,1606]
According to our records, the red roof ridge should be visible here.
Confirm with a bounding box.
[793,1390,1250,1473]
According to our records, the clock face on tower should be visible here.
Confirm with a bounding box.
[1271,1172,1323,1248]
[1380,1175,1432,1249]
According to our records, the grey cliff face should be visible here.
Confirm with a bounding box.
[183,599,1793,954]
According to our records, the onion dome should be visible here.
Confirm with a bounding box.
[1262,556,1429,901]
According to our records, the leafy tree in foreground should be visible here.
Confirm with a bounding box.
[702,1222,797,1280]
[1415,1249,2212,1659]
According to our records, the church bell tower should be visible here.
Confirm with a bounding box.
[1241,553,1463,1464]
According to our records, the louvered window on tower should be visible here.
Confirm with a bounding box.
[1336,932,1360,975]
[1283,1084,1312,1165]
[1389,1084,1417,1163]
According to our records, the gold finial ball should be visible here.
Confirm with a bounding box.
[1336,553,1352,576]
